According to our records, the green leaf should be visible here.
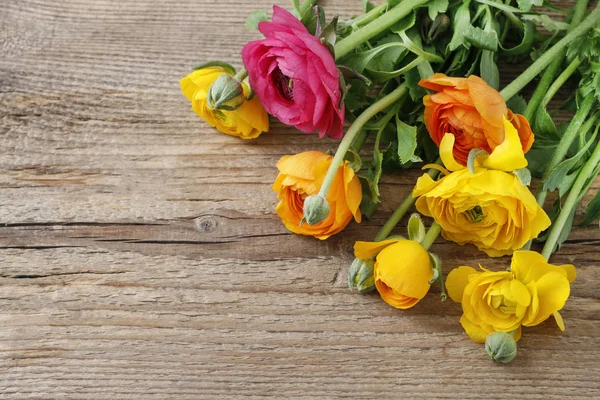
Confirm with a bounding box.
[480,50,499,89]
[428,0,448,21]
[467,149,489,173]
[533,107,559,143]
[448,0,471,51]
[543,129,598,193]
[464,26,498,51]
[408,214,426,243]
[340,42,407,73]
[320,15,338,47]
[475,0,524,13]
[192,61,236,75]
[390,12,416,34]
[522,15,569,32]
[405,68,428,101]
[501,21,536,57]
[246,10,268,30]
[581,188,600,226]
[506,95,527,115]
[513,168,532,187]
[344,150,363,173]
[365,33,408,74]
[362,0,375,12]
[396,115,422,164]
[516,0,533,12]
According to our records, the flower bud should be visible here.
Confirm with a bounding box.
[302,195,330,226]
[348,258,376,292]
[207,74,245,111]
[422,13,451,43]
[485,331,517,363]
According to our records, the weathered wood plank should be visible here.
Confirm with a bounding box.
[0,0,599,398]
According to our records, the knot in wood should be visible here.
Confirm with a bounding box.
[194,217,217,232]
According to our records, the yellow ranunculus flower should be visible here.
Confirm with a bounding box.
[180,67,269,139]
[354,239,433,309]
[446,251,576,343]
[413,166,551,257]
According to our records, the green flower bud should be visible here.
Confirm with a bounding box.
[348,258,376,292]
[422,13,451,43]
[207,74,245,111]
[302,195,330,226]
[485,331,517,363]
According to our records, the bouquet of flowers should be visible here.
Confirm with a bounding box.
[181,0,600,363]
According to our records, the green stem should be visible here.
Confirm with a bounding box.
[375,196,416,242]
[374,162,441,241]
[499,5,600,101]
[234,68,248,81]
[422,222,442,250]
[536,95,596,207]
[351,2,388,27]
[334,0,430,59]
[522,0,589,119]
[541,139,600,260]
[541,57,582,109]
[318,84,408,199]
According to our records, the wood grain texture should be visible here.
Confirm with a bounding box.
[1,0,599,398]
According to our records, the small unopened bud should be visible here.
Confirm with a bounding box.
[348,258,376,292]
[207,74,245,111]
[422,14,451,43]
[302,195,330,226]
[485,331,517,364]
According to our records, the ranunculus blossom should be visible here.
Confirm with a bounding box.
[419,73,534,166]
[413,167,551,257]
[446,251,576,343]
[180,67,269,139]
[354,239,434,309]
[272,151,361,239]
[242,6,345,139]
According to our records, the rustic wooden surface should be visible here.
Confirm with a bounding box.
[1,0,599,398]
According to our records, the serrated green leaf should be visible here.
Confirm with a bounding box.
[408,214,426,243]
[516,0,533,12]
[246,10,268,30]
[522,15,569,32]
[428,0,448,21]
[396,115,422,164]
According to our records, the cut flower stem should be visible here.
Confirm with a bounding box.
[334,0,430,59]
[542,136,600,260]
[317,84,409,199]
[500,5,600,101]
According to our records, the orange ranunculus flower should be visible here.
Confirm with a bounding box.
[419,73,534,166]
[272,151,362,240]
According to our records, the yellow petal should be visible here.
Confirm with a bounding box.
[446,266,478,303]
[460,314,490,343]
[481,117,528,171]
[524,272,571,327]
[354,239,402,260]
[560,264,577,283]
[553,311,566,331]
[440,134,466,172]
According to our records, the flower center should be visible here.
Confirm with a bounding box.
[464,205,485,223]
[273,68,294,102]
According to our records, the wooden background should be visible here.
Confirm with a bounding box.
[1,0,599,398]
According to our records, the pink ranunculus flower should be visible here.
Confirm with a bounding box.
[241,6,345,139]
